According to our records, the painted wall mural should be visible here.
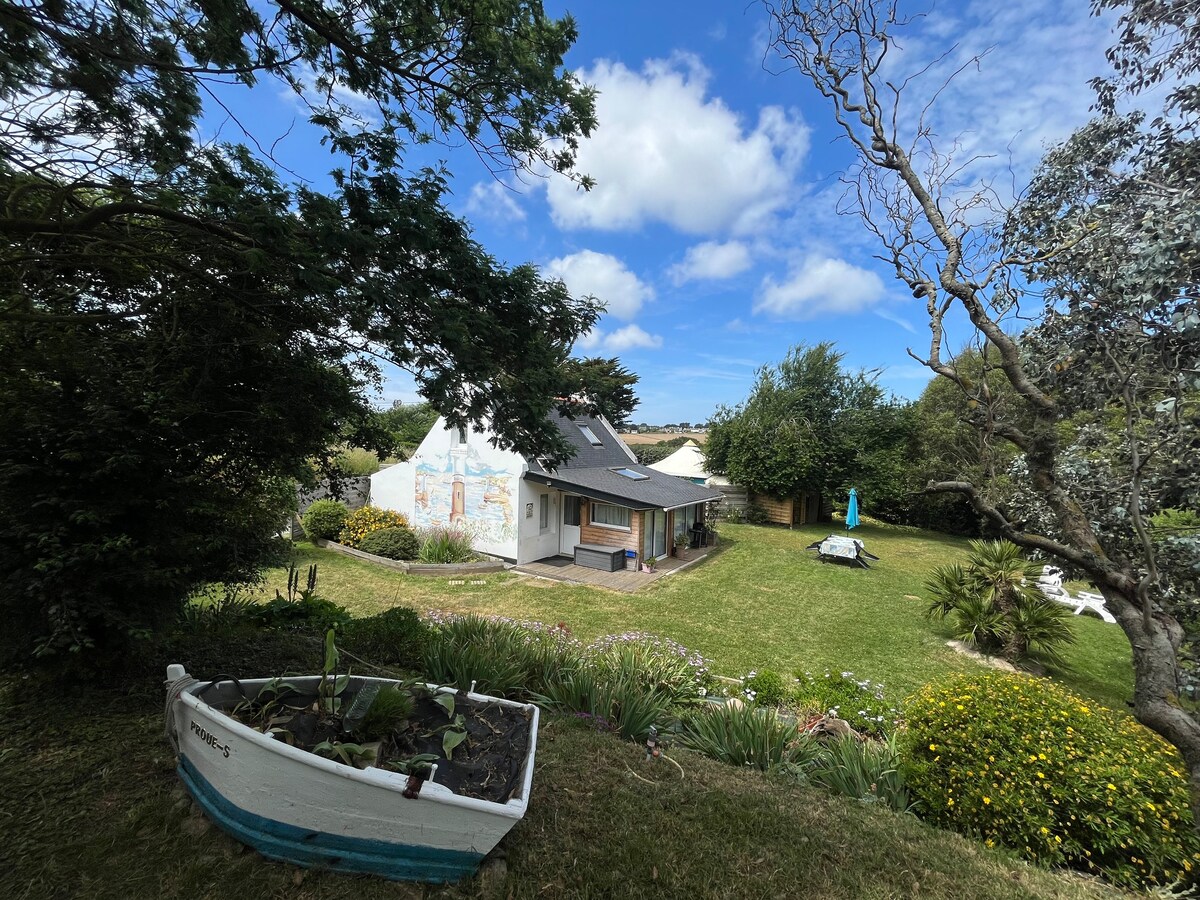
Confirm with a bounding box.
[412,439,517,545]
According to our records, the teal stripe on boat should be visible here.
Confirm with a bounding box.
[178,755,483,882]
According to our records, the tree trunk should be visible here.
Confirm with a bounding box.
[1107,587,1200,826]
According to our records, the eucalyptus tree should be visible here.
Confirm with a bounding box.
[0,0,599,658]
[761,0,1200,817]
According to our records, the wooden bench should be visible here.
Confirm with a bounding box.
[573,543,625,572]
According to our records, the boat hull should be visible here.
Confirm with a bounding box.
[167,670,538,883]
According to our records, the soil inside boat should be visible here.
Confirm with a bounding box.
[214,681,532,805]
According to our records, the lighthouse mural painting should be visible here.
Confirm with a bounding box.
[411,427,517,552]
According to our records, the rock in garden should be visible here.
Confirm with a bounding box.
[807,715,857,741]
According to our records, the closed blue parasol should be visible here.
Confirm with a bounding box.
[846,488,860,530]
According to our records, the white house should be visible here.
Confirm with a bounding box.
[371,411,722,566]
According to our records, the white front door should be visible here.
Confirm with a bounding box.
[559,494,582,555]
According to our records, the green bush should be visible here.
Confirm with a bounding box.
[902,672,1200,887]
[338,505,409,547]
[587,633,714,705]
[679,701,797,770]
[792,670,901,738]
[340,606,429,669]
[358,526,421,560]
[418,525,476,563]
[247,594,352,632]
[536,669,674,740]
[422,613,581,697]
[334,447,382,476]
[741,669,788,706]
[301,499,349,541]
[803,734,912,813]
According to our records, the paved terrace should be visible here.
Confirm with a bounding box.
[514,543,717,592]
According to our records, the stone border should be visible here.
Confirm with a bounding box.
[311,538,508,576]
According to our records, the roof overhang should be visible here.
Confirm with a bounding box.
[523,470,723,511]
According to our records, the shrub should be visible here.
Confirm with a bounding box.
[334,447,382,476]
[804,734,912,813]
[338,505,409,548]
[247,594,352,632]
[743,502,768,525]
[679,701,797,770]
[422,612,581,697]
[418,525,476,563]
[178,584,256,633]
[587,632,714,705]
[792,670,901,738]
[301,499,349,541]
[536,669,673,740]
[740,669,788,706]
[358,526,421,560]
[925,540,1075,667]
[902,671,1200,887]
[340,606,429,669]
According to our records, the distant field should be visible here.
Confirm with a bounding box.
[619,431,707,445]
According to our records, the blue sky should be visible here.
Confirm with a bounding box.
[213,0,1118,424]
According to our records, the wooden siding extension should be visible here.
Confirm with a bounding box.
[579,500,642,558]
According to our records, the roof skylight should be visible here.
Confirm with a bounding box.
[614,467,649,480]
[577,423,603,445]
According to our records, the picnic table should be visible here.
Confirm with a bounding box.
[805,534,880,569]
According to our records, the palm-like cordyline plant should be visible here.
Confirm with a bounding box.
[925,540,1075,667]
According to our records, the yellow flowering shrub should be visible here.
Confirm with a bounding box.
[902,672,1200,888]
[337,505,409,548]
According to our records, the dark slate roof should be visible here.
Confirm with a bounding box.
[527,410,637,471]
[524,412,722,510]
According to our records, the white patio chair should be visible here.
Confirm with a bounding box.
[1037,565,1117,623]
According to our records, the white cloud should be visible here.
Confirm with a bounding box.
[545,250,653,320]
[668,240,752,285]
[754,256,886,320]
[465,180,526,223]
[546,55,809,235]
[575,324,663,353]
[604,324,664,351]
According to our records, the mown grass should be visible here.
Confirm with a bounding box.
[264,522,1134,711]
[0,675,1130,900]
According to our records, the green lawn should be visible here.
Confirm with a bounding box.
[264,522,1134,711]
[0,676,1129,900]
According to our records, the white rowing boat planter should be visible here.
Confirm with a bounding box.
[164,665,539,882]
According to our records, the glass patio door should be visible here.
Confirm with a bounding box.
[643,509,667,559]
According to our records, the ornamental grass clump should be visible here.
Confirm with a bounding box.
[902,671,1200,887]
[679,702,798,771]
[337,505,409,547]
[417,525,476,563]
[587,632,715,705]
[422,612,582,698]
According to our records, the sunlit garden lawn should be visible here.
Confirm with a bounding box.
[264,522,1134,711]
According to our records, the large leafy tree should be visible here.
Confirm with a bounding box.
[0,0,599,658]
[763,0,1200,820]
[705,342,913,517]
[559,356,641,428]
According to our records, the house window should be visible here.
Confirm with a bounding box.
[591,502,631,530]
[539,494,550,532]
[613,467,648,480]
[577,423,602,445]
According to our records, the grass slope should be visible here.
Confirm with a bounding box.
[0,678,1128,900]
[265,523,1133,710]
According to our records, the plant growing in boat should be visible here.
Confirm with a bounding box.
[313,740,378,768]
[317,628,350,717]
[353,683,416,742]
